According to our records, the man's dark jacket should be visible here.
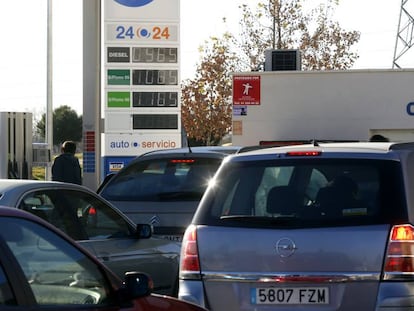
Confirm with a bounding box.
[52,153,82,185]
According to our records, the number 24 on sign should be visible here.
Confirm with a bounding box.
[116,25,171,40]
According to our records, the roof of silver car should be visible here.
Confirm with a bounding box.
[235,141,414,156]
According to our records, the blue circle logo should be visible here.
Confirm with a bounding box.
[114,0,153,7]
[137,28,151,38]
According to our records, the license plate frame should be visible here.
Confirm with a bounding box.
[251,286,329,305]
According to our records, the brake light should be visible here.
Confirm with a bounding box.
[383,224,414,279]
[88,206,97,215]
[170,159,196,163]
[180,225,200,276]
[286,151,322,156]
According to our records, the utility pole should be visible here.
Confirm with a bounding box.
[392,0,414,68]
[46,0,53,180]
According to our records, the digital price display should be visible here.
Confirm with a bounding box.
[132,69,178,85]
[133,114,178,129]
[133,92,178,107]
[132,47,177,63]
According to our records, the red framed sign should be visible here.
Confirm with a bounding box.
[233,75,261,105]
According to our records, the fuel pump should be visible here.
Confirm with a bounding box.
[0,112,33,179]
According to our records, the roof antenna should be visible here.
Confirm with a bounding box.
[182,126,192,153]
[312,140,319,147]
[187,136,192,153]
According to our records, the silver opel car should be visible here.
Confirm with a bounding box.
[179,142,414,310]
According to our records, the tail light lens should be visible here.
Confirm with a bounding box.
[180,225,201,279]
[383,224,414,279]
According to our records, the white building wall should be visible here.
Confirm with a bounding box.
[232,69,414,146]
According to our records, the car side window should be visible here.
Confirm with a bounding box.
[0,263,16,305]
[0,217,112,305]
[63,191,132,240]
[19,191,85,240]
[20,194,55,222]
[19,190,132,241]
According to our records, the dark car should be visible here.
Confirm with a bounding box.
[98,147,236,241]
[179,141,414,310]
[0,179,180,296]
[0,206,207,310]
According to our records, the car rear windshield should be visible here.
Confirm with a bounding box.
[100,157,223,201]
[196,158,407,228]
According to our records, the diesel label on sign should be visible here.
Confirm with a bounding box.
[107,47,130,63]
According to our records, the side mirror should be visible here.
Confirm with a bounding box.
[136,224,152,239]
[121,272,154,299]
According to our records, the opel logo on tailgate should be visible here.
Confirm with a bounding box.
[276,238,297,257]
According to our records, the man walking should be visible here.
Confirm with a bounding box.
[52,140,82,185]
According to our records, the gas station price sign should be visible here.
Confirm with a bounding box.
[104,0,181,156]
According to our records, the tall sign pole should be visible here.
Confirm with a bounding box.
[82,0,102,190]
[46,0,53,180]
